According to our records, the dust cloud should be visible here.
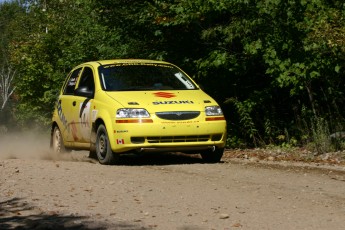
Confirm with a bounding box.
[0,131,91,162]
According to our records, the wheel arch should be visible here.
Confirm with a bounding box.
[91,117,116,152]
[92,104,116,144]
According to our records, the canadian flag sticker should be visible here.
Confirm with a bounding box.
[116,139,125,144]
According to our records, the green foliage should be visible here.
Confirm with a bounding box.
[307,117,334,154]
[7,0,134,126]
[225,97,261,146]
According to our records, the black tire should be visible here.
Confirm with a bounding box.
[200,147,224,163]
[52,126,66,153]
[96,124,118,165]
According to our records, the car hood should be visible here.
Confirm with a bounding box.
[104,90,216,112]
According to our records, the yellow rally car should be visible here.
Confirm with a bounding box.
[50,59,227,164]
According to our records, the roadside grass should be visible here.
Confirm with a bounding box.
[224,116,345,166]
[223,147,345,166]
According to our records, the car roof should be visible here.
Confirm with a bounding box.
[83,59,172,66]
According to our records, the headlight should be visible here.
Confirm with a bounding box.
[205,106,223,116]
[116,109,150,118]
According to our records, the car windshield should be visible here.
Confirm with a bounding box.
[98,63,198,91]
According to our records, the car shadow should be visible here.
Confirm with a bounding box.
[0,198,149,230]
[114,152,205,166]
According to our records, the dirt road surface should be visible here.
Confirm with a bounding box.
[1,133,345,229]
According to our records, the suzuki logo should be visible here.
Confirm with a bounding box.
[153,92,176,98]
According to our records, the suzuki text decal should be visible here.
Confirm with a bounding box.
[153,92,176,98]
[153,100,194,105]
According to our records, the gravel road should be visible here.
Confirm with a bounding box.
[1,133,345,229]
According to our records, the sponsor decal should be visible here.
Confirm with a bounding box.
[57,99,69,132]
[153,92,176,98]
[115,130,128,133]
[116,139,125,144]
[68,76,78,86]
[161,120,199,124]
[153,100,194,105]
[71,121,79,141]
[105,63,173,68]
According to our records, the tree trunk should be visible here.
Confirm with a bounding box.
[305,82,317,117]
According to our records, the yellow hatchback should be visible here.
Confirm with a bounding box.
[50,59,227,164]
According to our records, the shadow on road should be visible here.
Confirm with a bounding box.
[0,198,148,230]
[114,152,206,166]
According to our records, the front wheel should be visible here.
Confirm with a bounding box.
[200,147,224,163]
[96,124,118,165]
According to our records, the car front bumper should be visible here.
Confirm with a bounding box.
[109,119,227,153]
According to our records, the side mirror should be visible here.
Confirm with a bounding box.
[74,86,93,98]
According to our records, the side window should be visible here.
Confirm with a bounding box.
[63,68,82,95]
[78,67,95,93]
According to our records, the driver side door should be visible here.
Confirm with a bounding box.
[59,67,82,143]
[72,66,95,143]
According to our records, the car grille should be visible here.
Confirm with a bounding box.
[155,111,200,120]
[147,135,210,143]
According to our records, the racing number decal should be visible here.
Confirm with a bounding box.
[79,98,91,119]
[79,99,91,140]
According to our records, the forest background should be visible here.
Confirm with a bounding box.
[1,0,345,154]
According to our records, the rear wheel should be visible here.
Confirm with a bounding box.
[200,147,224,163]
[52,126,66,153]
[96,124,118,165]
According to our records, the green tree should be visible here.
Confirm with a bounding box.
[142,0,345,145]
[0,0,26,128]
[2,0,345,148]
[9,0,130,127]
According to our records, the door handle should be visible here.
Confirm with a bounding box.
[72,101,76,106]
